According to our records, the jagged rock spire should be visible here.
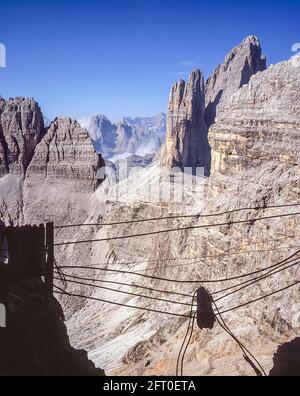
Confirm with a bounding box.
[0,97,45,177]
[25,116,103,191]
[160,69,210,174]
[205,35,266,128]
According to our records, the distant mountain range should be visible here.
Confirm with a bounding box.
[78,113,166,160]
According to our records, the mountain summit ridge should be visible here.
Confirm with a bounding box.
[79,113,166,159]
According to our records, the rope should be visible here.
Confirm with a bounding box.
[176,291,197,376]
[53,203,300,229]
[53,233,299,267]
[53,276,192,307]
[180,312,197,376]
[53,212,300,246]
[56,248,300,284]
[212,297,266,376]
[213,258,300,302]
[53,271,194,298]
[218,279,300,315]
[53,284,192,318]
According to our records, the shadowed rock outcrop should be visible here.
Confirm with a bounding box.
[205,35,266,128]
[269,338,300,376]
[160,69,210,174]
[0,276,105,376]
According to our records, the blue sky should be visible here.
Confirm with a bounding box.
[0,0,299,121]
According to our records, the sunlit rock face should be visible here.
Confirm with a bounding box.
[66,58,300,376]
[209,60,300,192]
[205,35,266,128]
[0,108,104,225]
[1,41,300,377]
[25,117,103,191]
[160,69,210,174]
[23,116,104,225]
[0,97,45,177]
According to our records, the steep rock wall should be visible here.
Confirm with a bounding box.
[205,35,266,128]
[160,70,210,173]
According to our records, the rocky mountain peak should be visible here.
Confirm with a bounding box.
[115,120,134,153]
[160,69,210,173]
[0,97,45,177]
[79,114,117,157]
[205,35,266,128]
[79,114,167,159]
[22,116,104,225]
[25,116,103,191]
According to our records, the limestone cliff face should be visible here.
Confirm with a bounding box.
[0,106,106,375]
[22,117,104,225]
[25,117,103,192]
[62,59,300,376]
[159,36,266,175]
[209,60,300,191]
[160,69,210,173]
[0,97,45,177]
[205,36,266,128]
[0,106,104,225]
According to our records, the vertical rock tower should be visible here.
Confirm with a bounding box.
[205,35,266,128]
[160,69,210,174]
[0,97,45,177]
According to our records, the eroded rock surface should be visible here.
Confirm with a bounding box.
[26,117,103,191]
[62,59,300,377]
[209,60,300,192]
[23,117,104,225]
[0,105,104,227]
[160,69,210,173]
[205,35,266,128]
[0,97,45,177]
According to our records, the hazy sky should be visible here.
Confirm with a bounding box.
[0,0,299,121]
